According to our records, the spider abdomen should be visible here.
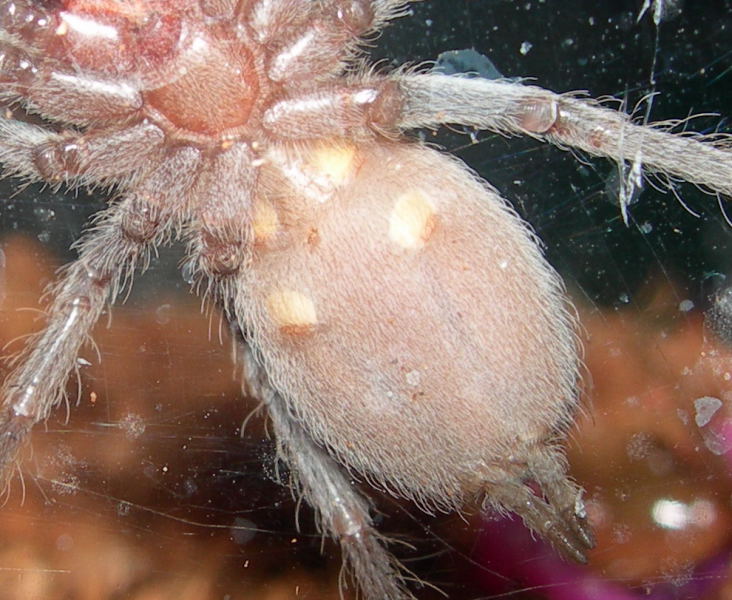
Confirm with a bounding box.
[241,141,580,506]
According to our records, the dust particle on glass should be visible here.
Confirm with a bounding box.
[434,49,504,79]
[694,396,722,428]
[119,413,146,440]
[706,284,732,343]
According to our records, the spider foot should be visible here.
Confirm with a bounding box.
[488,475,595,564]
[0,406,33,487]
[543,495,595,564]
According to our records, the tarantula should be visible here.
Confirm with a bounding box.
[0,1,730,598]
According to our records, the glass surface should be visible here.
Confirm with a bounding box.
[0,1,730,598]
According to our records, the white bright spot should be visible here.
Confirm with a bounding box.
[651,498,688,530]
[51,72,137,104]
[60,11,119,40]
[520,41,533,55]
[353,88,378,104]
[651,497,717,530]
[190,35,211,54]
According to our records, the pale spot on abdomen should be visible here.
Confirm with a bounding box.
[308,143,358,186]
[266,289,318,334]
[388,190,436,249]
[252,200,280,243]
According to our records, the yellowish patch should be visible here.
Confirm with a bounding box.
[266,289,318,334]
[389,190,436,249]
[252,200,280,242]
[309,144,357,185]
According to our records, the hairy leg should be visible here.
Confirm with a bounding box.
[262,79,401,140]
[245,0,418,43]
[184,142,255,305]
[1,3,143,125]
[0,119,166,188]
[396,74,732,198]
[236,339,415,600]
[0,147,202,485]
[244,0,419,85]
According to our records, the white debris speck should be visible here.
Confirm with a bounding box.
[702,429,726,456]
[155,303,172,324]
[694,396,722,427]
[679,299,695,312]
[231,517,257,546]
[519,41,533,55]
[626,431,653,461]
[611,523,631,544]
[120,413,146,439]
[405,370,421,387]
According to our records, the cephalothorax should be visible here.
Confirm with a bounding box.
[0,1,730,598]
